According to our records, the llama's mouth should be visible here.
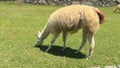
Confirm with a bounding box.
[35,44,40,47]
[36,38,43,46]
[35,40,41,47]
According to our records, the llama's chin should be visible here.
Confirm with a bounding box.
[36,39,43,46]
[35,42,42,47]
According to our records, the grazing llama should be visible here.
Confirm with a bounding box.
[35,5,105,59]
[113,4,120,12]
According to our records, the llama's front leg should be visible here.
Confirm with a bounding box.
[61,31,67,51]
[45,34,59,52]
[75,31,87,54]
[86,34,95,59]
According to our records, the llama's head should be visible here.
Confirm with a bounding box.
[35,31,43,46]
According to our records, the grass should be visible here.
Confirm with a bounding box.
[0,2,120,68]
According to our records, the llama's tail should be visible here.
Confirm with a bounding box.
[94,8,105,24]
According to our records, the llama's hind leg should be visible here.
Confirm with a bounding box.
[61,31,67,51]
[86,34,95,59]
[75,31,87,54]
[45,33,59,52]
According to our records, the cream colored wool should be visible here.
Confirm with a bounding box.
[36,5,105,59]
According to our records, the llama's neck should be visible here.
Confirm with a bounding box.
[40,24,50,40]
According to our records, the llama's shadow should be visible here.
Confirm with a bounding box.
[35,45,86,59]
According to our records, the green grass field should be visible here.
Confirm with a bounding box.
[0,2,120,68]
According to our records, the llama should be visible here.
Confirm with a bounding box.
[113,4,120,12]
[35,5,105,59]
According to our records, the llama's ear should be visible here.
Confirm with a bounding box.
[38,31,40,34]
[35,31,41,37]
[35,31,39,37]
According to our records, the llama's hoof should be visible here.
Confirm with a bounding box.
[75,51,79,54]
[86,58,89,60]
[61,48,66,51]
[86,56,90,60]
[61,49,64,51]
[45,50,48,52]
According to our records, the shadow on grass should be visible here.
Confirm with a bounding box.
[113,12,120,14]
[35,45,86,59]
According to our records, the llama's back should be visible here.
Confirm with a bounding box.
[48,5,84,33]
[48,5,103,33]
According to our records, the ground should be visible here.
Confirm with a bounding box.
[0,2,120,68]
